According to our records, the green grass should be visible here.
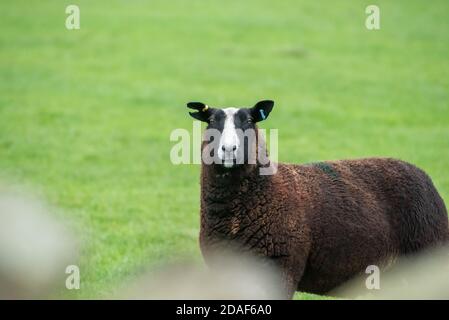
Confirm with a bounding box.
[1,0,448,299]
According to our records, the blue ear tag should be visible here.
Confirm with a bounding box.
[259,109,266,120]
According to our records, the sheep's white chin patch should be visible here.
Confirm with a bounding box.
[223,160,235,168]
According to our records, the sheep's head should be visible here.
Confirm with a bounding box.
[187,100,274,169]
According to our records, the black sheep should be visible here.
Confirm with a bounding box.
[188,100,449,298]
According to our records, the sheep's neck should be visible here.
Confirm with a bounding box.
[200,164,275,254]
[200,164,271,217]
[202,165,255,203]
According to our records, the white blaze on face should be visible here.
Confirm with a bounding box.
[218,108,240,167]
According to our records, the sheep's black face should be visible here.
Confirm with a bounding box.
[187,100,274,168]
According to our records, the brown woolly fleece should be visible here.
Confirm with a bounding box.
[198,131,449,299]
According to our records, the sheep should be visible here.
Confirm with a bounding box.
[187,100,449,299]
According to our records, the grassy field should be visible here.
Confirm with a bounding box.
[1,0,448,299]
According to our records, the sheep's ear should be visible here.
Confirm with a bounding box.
[187,102,211,122]
[251,100,274,122]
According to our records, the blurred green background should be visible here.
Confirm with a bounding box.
[0,0,448,299]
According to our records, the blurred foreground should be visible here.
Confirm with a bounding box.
[1,187,449,299]
[120,253,283,299]
[0,188,78,299]
[333,246,449,299]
